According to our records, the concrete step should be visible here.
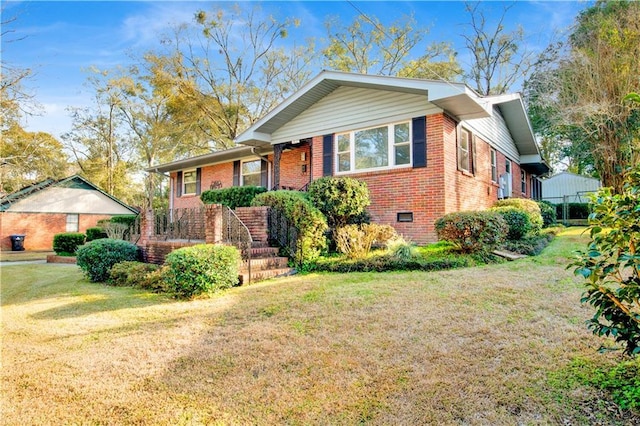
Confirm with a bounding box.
[240,256,289,271]
[239,267,295,285]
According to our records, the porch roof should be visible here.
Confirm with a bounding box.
[146,145,272,174]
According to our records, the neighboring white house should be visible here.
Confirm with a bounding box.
[541,171,601,204]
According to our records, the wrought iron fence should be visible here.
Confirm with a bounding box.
[152,207,206,241]
[220,205,253,283]
[268,207,298,261]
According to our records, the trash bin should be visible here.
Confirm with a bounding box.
[10,235,26,251]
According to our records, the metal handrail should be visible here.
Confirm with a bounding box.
[221,205,254,284]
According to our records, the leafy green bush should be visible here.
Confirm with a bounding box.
[76,239,140,282]
[571,167,640,355]
[85,227,108,242]
[500,232,555,256]
[308,177,371,228]
[435,211,508,253]
[109,261,162,291]
[201,186,267,209]
[334,223,397,259]
[109,215,138,226]
[537,200,557,227]
[309,252,473,273]
[493,198,543,233]
[52,232,86,255]
[555,202,591,220]
[252,190,327,265]
[490,206,532,240]
[163,244,240,298]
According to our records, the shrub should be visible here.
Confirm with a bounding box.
[108,261,163,290]
[85,227,108,242]
[387,237,417,261]
[435,211,508,253]
[52,232,86,255]
[493,198,543,233]
[500,232,555,256]
[555,202,591,220]
[252,191,327,265]
[76,239,140,282]
[201,186,267,209]
[537,200,557,227]
[308,177,371,228]
[109,215,138,227]
[490,206,532,240]
[163,244,240,298]
[334,223,397,259]
[571,168,640,355]
[309,252,473,273]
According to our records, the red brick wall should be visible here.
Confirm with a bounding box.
[0,212,114,251]
[234,206,270,244]
[279,142,311,190]
[141,240,197,265]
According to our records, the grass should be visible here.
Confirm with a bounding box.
[2,227,638,424]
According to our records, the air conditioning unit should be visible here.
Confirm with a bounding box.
[499,172,512,199]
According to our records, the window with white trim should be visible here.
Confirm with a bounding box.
[505,159,512,175]
[66,214,79,232]
[490,149,497,182]
[336,121,411,173]
[521,170,526,194]
[183,170,197,195]
[458,128,472,173]
[242,160,262,186]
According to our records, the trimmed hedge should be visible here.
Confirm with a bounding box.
[109,261,163,289]
[76,239,140,282]
[435,211,508,253]
[555,202,590,220]
[109,215,138,227]
[490,206,532,240]
[252,190,328,265]
[308,176,371,228]
[309,252,473,273]
[201,186,267,209]
[53,232,86,255]
[85,227,108,242]
[492,198,543,232]
[163,244,240,298]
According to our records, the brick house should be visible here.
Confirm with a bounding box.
[0,175,137,250]
[149,71,549,244]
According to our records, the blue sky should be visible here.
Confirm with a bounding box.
[2,1,590,139]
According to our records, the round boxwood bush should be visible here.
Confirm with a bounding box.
[490,206,532,240]
[492,198,543,233]
[76,239,140,282]
[162,244,241,298]
[53,232,86,255]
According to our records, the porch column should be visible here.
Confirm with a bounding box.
[273,143,285,190]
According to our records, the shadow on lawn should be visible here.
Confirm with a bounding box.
[30,288,174,320]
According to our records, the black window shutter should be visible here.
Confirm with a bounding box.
[176,171,183,197]
[323,134,334,176]
[412,116,427,168]
[260,159,268,187]
[195,168,202,195]
[233,160,240,186]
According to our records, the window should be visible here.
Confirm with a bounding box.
[521,170,526,194]
[490,149,497,182]
[335,121,411,173]
[458,128,472,172]
[397,212,414,222]
[66,214,79,232]
[505,159,512,175]
[183,170,197,195]
[242,160,262,186]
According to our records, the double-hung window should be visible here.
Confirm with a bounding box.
[183,170,197,195]
[242,160,262,186]
[490,149,497,182]
[458,128,472,173]
[66,214,79,232]
[336,121,411,173]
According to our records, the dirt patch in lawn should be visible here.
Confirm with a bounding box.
[1,228,636,424]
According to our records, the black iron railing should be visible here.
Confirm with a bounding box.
[220,205,253,283]
[153,207,206,241]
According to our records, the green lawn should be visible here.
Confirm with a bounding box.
[2,228,637,424]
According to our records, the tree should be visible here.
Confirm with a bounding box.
[0,125,68,194]
[526,1,640,192]
[156,5,314,147]
[323,13,461,80]
[461,2,536,95]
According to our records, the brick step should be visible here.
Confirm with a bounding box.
[239,267,295,285]
[250,246,280,257]
[240,256,289,271]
